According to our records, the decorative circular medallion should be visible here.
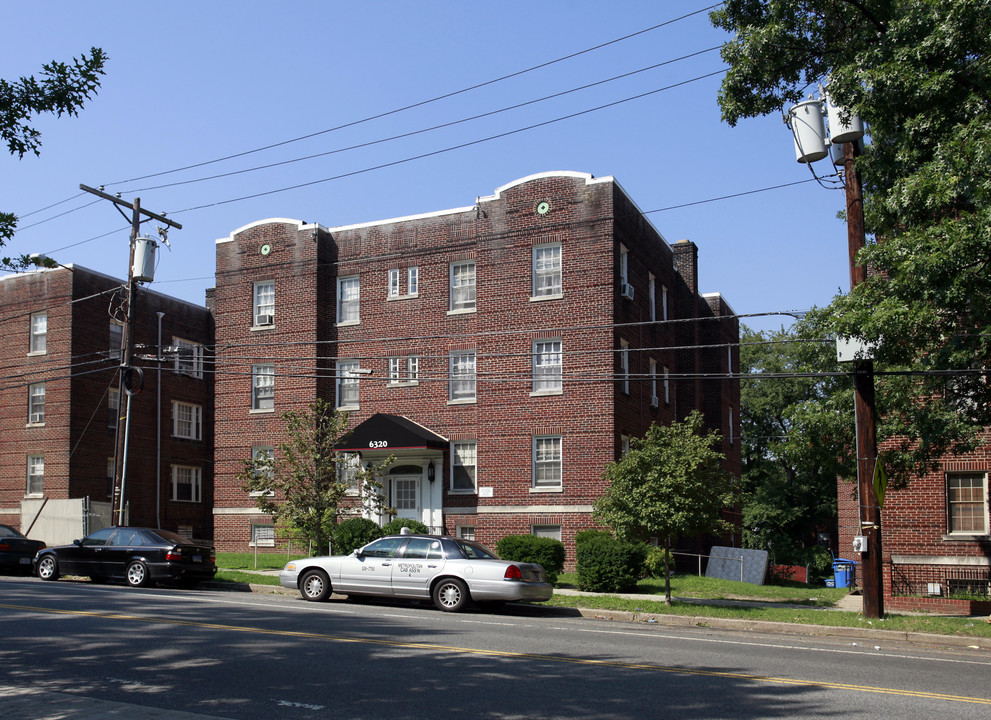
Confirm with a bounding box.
[536,201,551,215]
[260,244,272,256]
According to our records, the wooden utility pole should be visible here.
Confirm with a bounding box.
[80,184,181,526]
[842,143,884,619]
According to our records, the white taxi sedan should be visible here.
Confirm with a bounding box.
[280,533,553,612]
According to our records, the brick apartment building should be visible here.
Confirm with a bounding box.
[212,171,741,561]
[838,432,991,614]
[0,265,214,543]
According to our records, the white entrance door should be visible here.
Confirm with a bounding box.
[392,475,421,521]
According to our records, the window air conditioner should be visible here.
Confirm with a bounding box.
[650,395,659,408]
[257,314,273,326]
[621,283,635,300]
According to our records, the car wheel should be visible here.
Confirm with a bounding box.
[299,569,331,602]
[37,555,60,581]
[126,561,150,588]
[433,578,469,612]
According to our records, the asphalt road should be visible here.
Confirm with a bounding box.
[2,575,990,719]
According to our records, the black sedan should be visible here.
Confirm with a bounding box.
[35,526,217,588]
[0,524,46,574]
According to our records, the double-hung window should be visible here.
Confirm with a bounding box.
[254,281,275,326]
[449,351,476,401]
[650,359,658,407]
[252,364,275,411]
[451,441,477,492]
[533,436,562,489]
[663,366,671,404]
[532,244,562,298]
[338,276,360,324]
[171,465,202,502]
[947,473,989,534]
[29,312,47,354]
[338,452,362,494]
[27,456,44,496]
[108,388,120,428]
[28,383,45,424]
[337,360,360,408]
[388,356,419,385]
[649,274,657,321]
[250,445,275,489]
[174,338,204,378]
[619,340,630,394]
[387,267,419,298]
[172,401,203,440]
[533,339,562,394]
[450,261,476,311]
[109,321,123,361]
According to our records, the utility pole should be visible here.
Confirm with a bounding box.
[842,143,884,619]
[80,184,181,526]
[787,96,883,618]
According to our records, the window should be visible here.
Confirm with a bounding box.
[728,407,735,446]
[27,456,44,496]
[106,457,115,499]
[109,321,123,361]
[252,364,274,411]
[338,276,360,324]
[663,366,671,404]
[388,356,419,385]
[621,435,631,456]
[458,525,476,541]
[532,244,562,298]
[449,351,476,401]
[662,284,669,320]
[533,339,562,394]
[251,524,275,548]
[29,312,47,354]
[336,360,360,408]
[387,267,418,298]
[174,338,204,378]
[649,274,656,321]
[532,525,562,541]
[172,401,203,440]
[451,441,477,492]
[533,436,562,488]
[338,452,362,494]
[650,359,658,407]
[948,473,988,534]
[254,281,275,326]
[171,465,202,502]
[619,340,630,394]
[108,388,119,429]
[450,261,476,311]
[619,245,632,298]
[28,383,45,424]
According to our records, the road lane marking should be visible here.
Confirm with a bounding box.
[3,601,990,706]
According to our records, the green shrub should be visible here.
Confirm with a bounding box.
[495,535,566,584]
[575,531,647,593]
[333,517,383,555]
[644,546,672,579]
[802,546,834,584]
[381,518,430,535]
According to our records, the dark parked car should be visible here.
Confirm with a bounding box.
[0,524,46,574]
[34,526,217,588]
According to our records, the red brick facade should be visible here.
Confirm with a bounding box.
[212,172,740,563]
[0,265,214,539]
[838,431,991,614]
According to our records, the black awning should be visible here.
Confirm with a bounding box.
[335,413,448,453]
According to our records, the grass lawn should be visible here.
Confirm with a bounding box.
[211,558,990,638]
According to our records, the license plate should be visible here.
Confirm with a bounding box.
[19,557,30,565]
[192,555,202,563]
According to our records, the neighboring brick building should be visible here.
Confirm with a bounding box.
[0,265,214,542]
[838,433,991,614]
[212,171,741,562]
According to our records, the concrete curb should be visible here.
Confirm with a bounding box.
[205,579,990,650]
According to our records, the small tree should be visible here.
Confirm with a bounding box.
[594,411,736,603]
[238,399,393,553]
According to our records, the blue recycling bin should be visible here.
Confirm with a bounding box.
[831,559,857,588]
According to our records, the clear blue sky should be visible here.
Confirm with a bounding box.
[3,1,851,333]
